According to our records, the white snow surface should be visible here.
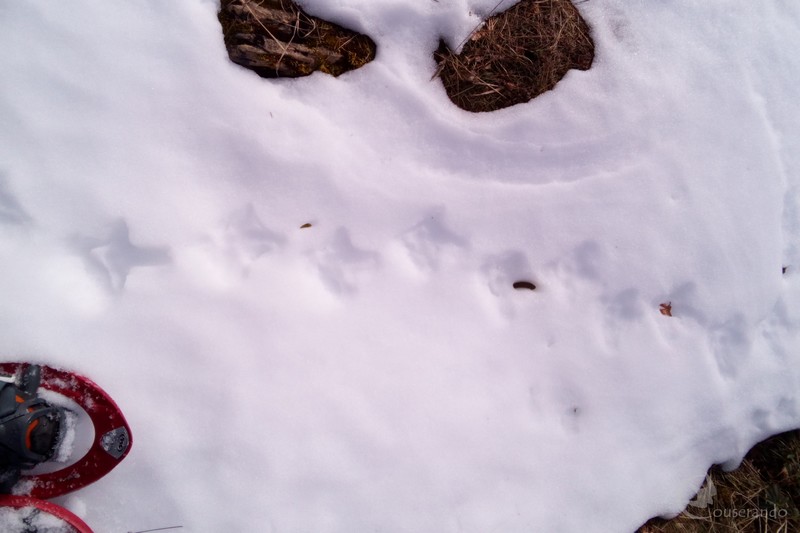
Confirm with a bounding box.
[1,0,799,531]
[0,506,72,533]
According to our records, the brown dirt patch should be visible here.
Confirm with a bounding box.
[218,0,376,78]
[434,0,594,112]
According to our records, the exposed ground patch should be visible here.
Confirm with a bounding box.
[434,0,594,112]
[218,0,376,78]
[638,430,800,532]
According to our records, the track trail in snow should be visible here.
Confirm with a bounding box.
[0,0,798,531]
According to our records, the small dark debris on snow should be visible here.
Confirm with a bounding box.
[659,302,673,317]
[300,223,313,229]
[513,281,537,291]
[783,265,789,274]
[218,0,376,78]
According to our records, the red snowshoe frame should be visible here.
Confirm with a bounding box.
[0,494,93,533]
[0,363,132,499]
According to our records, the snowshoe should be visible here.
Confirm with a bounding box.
[0,363,132,499]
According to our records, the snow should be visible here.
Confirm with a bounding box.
[0,506,72,532]
[53,410,78,465]
[0,0,799,531]
[33,392,82,466]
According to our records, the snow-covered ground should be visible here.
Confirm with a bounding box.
[1,0,799,531]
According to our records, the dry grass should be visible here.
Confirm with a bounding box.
[218,0,375,78]
[434,0,594,112]
[219,0,593,106]
[638,430,800,533]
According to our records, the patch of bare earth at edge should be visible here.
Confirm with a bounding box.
[638,430,800,533]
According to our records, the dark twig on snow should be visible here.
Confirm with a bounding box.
[128,526,184,533]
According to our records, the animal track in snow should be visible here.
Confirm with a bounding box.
[72,219,170,292]
[483,250,534,297]
[709,314,751,380]
[603,288,644,322]
[313,227,379,295]
[400,210,467,272]
[480,250,538,319]
[558,240,605,283]
[0,173,31,226]
[659,282,708,324]
[219,204,285,273]
[599,288,647,349]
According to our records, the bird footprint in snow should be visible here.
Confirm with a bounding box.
[220,204,285,273]
[401,211,467,273]
[72,219,170,292]
[313,227,378,295]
